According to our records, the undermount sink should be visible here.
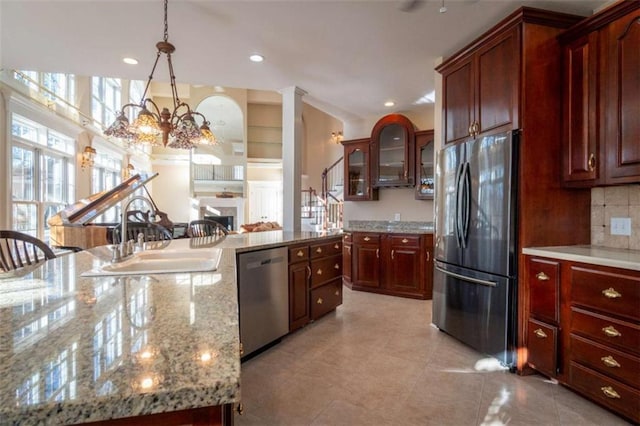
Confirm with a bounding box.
[82,248,222,277]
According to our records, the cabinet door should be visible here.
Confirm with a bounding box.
[562,33,600,184]
[353,243,381,288]
[442,57,475,145]
[604,9,640,184]
[343,241,352,284]
[476,26,520,137]
[343,139,378,201]
[289,262,310,332]
[415,130,435,200]
[371,114,416,187]
[385,242,423,296]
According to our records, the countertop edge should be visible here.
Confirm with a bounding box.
[522,246,640,272]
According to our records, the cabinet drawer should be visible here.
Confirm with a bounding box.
[311,279,342,320]
[353,233,380,244]
[310,254,342,288]
[527,258,560,324]
[310,239,342,259]
[571,265,640,321]
[570,334,640,388]
[571,307,640,356]
[389,235,421,248]
[527,319,558,378]
[570,362,640,424]
[289,245,309,263]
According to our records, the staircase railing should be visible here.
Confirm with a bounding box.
[301,157,344,231]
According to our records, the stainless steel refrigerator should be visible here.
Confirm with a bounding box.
[433,130,519,368]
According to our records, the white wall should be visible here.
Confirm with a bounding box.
[342,103,436,224]
[302,103,343,191]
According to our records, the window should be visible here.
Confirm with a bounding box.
[11,114,75,241]
[127,80,145,122]
[92,77,121,127]
[91,151,123,223]
[14,70,76,108]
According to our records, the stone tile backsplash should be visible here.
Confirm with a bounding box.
[591,185,640,250]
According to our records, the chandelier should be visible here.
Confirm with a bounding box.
[105,0,216,149]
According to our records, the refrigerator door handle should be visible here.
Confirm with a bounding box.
[455,162,465,248]
[435,263,497,287]
[461,161,471,248]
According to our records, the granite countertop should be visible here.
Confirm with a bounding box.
[0,230,338,425]
[522,245,640,272]
[343,220,434,234]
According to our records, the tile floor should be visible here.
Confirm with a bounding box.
[236,287,631,425]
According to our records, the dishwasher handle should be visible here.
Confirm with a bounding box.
[245,256,284,270]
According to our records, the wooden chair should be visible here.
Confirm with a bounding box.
[188,219,230,238]
[0,230,56,272]
[112,222,173,244]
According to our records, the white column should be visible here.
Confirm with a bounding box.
[281,86,306,232]
[0,87,9,229]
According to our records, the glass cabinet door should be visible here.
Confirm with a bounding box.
[415,130,435,200]
[371,114,415,187]
[342,138,378,201]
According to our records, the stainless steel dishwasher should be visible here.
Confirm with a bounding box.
[237,246,288,359]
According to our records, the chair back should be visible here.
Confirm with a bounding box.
[112,223,173,244]
[188,219,230,238]
[0,230,56,272]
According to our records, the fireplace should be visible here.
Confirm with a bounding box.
[204,215,234,232]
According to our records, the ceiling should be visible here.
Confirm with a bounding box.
[1,0,608,123]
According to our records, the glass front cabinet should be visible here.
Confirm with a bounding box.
[342,138,378,201]
[371,114,416,187]
[415,129,435,200]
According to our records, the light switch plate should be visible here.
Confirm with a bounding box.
[394,213,401,222]
[610,217,631,236]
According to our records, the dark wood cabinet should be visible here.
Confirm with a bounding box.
[288,238,343,331]
[523,254,640,424]
[352,233,381,289]
[342,138,378,201]
[346,231,433,299]
[415,130,435,200]
[371,114,415,187]
[342,233,352,285]
[438,26,519,145]
[288,244,310,332]
[560,1,640,186]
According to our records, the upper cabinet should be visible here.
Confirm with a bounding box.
[560,1,640,186]
[437,27,520,145]
[342,138,378,201]
[415,130,435,200]
[370,114,415,187]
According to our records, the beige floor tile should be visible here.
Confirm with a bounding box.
[238,287,631,426]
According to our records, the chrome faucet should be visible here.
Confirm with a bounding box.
[114,194,152,262]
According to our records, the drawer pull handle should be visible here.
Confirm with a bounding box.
[334,263,340,270]
[317,297,323,304]
[376,248,379,258]
[347,246,351,254]
[334,243,339,249]
[344,235,350,240]
[533,328,547,339]
[602,287,621,299]
[364,236,371,242]
[601,386,621,399]
[316,247,323,254]
[239,343,244,356]
[306,266,311,280]
[601,356,621,368]
[391,249,395,260]
[297,250,304,257]
[402,238,409,243]
[536,272,550,281]
[236,402,244,415]
[317,269,323,275]
[335,290,340,296]
[602,326,622,338]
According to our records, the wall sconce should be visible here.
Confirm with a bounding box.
[81,146,96,170]
[331,131,343,144]
[123,163,136,179]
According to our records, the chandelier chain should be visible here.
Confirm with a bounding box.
[163,0,169,42]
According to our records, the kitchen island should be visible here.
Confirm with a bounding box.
[0,230,341,425]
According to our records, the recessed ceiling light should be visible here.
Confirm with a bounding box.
[123,57,138,65]
[384,101,395,107]
[249,54,264,63]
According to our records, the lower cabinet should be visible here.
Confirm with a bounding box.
[523,255,640,424]
[288,237,343,332]
[346,231,433,299]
